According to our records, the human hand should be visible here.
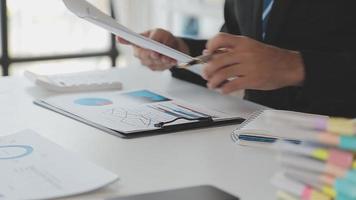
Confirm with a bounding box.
[202,33,305,94]
[117,28,190,71]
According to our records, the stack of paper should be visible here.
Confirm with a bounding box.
[266,114,356,200]
[0,130,119,200]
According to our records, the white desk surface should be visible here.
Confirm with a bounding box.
[0,66,279,200]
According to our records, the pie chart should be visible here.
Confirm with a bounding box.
[0,145,34,160]
[74,98,113,106]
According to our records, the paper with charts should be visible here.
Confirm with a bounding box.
[35,90,238,134]
[0,130,119,200]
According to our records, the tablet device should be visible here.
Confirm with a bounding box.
[107,185,239,200]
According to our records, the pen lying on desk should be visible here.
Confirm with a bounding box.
[177,49,227,68]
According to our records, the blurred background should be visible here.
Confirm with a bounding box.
[0,0,224,76]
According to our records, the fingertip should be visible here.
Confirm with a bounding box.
[162,57,171,64]
[116,37,130,45]
[202,49,210,55]
[219,85,231,95]
[202,64,211,80]
[221,80,244,94]
[141,30,151,37]
[207,82,213,90]
[170,60,177,65]
[202,71,208,80]
[169,57,177,64]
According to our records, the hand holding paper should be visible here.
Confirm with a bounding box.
[62,0,205,75]
[117,28,188,71]
[63,0,191,62]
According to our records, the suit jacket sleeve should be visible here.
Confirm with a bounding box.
[300,51,356,116]
[170,0,241,86]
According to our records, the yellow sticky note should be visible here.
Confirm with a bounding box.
[311,190,332,200]
[312,149,329,161]
[321,186,336,198]
[327,118,355,135]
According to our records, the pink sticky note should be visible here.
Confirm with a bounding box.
[327,149,354,169]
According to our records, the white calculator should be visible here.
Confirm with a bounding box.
[25,70,122,92]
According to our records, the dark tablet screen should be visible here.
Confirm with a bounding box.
[107,185,239,200]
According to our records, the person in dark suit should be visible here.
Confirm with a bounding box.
[117,0,356,118]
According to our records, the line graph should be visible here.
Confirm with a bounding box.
[101,107,156,128]
[99,102,213,129]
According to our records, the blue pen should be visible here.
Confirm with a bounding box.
[238,134,301,144]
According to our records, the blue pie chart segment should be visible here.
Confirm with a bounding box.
[0,145,34,160]
[74,98,113,106]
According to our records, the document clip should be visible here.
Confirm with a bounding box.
[154,117,214,128]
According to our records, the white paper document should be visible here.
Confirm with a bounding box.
[0,130,119,200]
[62,0,204,75]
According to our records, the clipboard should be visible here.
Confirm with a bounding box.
[35,90,245,138]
